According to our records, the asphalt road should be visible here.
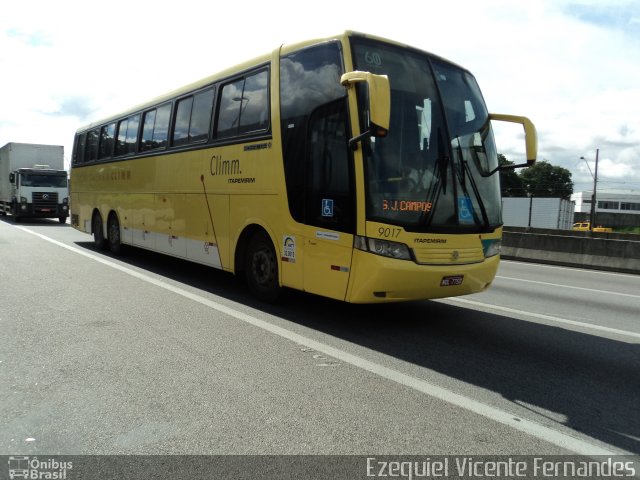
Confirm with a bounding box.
[1,217,639,459]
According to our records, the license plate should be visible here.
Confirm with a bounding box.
[441,275,464,286]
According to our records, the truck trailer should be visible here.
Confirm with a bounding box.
[0,142,69,223]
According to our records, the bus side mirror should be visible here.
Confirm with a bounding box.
[9,173,15,183]
[488,113,537,173]
[341,71,390,149]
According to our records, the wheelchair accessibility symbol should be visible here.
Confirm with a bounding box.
[322,199,334,217]
[458,197,474,224]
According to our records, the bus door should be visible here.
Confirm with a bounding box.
[301,100,355,300]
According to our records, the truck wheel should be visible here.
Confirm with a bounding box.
[245,231,281,302]
[58,217,67,224]
[107,213,122,255]
[92,212,107,250]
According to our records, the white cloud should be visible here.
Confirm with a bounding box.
[1,0,638,192]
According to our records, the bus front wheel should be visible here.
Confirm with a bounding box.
[245,231,280,302]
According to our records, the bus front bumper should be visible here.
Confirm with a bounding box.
[346,250,500,303]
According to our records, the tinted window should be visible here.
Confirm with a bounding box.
[172,88,215,147]
[85,129,99,162]
[73,133,86,165]
[153,104,171,148]
[238,71,268,134]
[98,123,116,159]
[116,119,129,156]
[280,42,345,223]
[216,70,268,139]
[125,114,140,154]
[190,88,214,142]
[305,99,354,233]
[217,79,244,139]
[115,114,140,157]
[173,97,193,146]
[141,103,171,151]
[141,110,157,151]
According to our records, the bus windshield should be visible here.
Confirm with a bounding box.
[351,39,501,232]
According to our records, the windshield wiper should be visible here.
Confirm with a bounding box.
[452,136,491,230]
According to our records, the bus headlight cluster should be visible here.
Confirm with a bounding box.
[355,235,412,260]
[481,239,501,258]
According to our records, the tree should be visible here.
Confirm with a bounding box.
[498,154,525,197]
[519,161,574,199]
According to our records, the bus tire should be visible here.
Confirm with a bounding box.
[107,212,122,255]
[245,231,281,302]
[92,211,107,250]
[59,216,67,224]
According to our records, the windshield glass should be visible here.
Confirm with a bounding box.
[20,173,68,188]
[351,39,501,232]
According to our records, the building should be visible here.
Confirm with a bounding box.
[571,189,640,228]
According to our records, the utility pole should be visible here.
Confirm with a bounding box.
[581,149,599,231]
[590,148,599,230]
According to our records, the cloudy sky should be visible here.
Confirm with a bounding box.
[1,0,638,193]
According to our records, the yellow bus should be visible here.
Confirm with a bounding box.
[70,31,536,303]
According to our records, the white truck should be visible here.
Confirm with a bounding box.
[0,142,69,223]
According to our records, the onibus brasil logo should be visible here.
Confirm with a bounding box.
[7,456,73,479]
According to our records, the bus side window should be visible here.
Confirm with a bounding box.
[73,133,87,165]
[141,104,170,151]
[216,70,268,139]
[238,70,268,134]
[190,88,214,142]
[85,129,99,163]
[153,104,171,149]
[98,123,116,160]
[173,96,194,147]
[141,109,157,151]
[172,88,214,146]
[115,115,140,157]
[217,79,245,139]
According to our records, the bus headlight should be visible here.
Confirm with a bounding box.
[355,235,412,260]
[20,197,27,203]
[481,239,501,258]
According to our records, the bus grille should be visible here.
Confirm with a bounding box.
[33,192,59,210]
[413,246,484,265]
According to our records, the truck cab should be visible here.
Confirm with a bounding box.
[8,165,69,223]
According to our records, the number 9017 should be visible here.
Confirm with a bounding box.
[378,227,401,238]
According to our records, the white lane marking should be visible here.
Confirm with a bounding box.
[501,260,640,280]
[496,275,640,300]
[440,297,640,341]
[17,225,630,456]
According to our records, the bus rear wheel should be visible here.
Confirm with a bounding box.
[245,231,280,302]
[92,212,107,250]
[107,213,122,255]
